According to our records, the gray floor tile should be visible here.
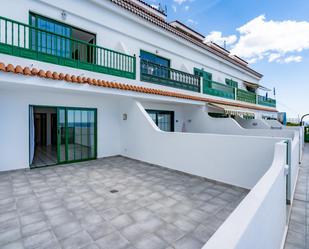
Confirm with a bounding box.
[0,157,246,249]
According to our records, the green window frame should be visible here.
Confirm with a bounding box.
[225,78,238,88]
[194,68,212,87]
[29,12,72,58]
[146,109,175,132]
[140,50,170,67]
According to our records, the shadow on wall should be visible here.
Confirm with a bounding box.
[120,99,284,189]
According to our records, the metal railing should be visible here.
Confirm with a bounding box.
[203,79,235,100]
[236,88,257,104]
[140,59,200,92]
[0,16,136,79]
[258,95,276,107]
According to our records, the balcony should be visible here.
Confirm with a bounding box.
[258,95,276,107]
[0,16,136,79]
[203,80,235,100]
[236,89,256,104]
[140,59,201,92]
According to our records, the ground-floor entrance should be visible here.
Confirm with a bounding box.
[30,106,97,168]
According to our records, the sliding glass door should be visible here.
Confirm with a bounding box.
[57,107,97,164]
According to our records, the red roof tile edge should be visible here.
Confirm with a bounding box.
[0,62,277,113]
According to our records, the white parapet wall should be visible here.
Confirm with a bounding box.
[202,141,288,249]
[120,99,284,189]
[185,105,297,140]
[234,115,271,129]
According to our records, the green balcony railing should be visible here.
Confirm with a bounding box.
[236,88,257,104]
[258,95,276,107]
[140,59,200,92]
[0,16,136,79]
[203,80,235,100]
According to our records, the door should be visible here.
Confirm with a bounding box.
[57,107,97,164]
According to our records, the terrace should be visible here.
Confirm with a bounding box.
[0,156,247,249]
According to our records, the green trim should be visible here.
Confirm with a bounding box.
[140,49,171,67]
[0,15,136,79]
[29,105,97,168]
[146,109,175,132]
[225,78,238,88]
[140,59,200,92]
[236,89,257,104]
[257,95,276,107]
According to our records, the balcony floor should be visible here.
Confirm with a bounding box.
[0,156,247,249]
[284,144,309,249]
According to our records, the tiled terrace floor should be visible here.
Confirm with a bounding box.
[0,156,248,249]
[285,144,309,249]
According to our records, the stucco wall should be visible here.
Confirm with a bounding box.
[120,99,283,189]
[0,0,261,95]
[234,116,271,129]
[203,142,287,249]
[0,86,122,171]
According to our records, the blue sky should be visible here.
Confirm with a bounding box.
[145,0,309,119]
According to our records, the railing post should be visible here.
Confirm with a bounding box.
[131,54,136,80]
[200,76,203,94]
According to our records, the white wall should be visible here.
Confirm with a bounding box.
[202,142,287,249]
[0,0,261,97]
[0,86,122,171]
[234,116,271,129]
[186,105,296,139]
[120,99,284,189]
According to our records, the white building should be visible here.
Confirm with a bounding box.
[0,0,303,248]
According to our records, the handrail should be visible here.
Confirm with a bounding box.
[236,88,257,104]
[0,15,136,78]
[140,59,200,92]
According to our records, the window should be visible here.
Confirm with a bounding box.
[146,110,174,132]
[30,13,71,58]
[140,51,170,67]
[30,13,96,62]
[140,50,170,78]
[225,78,238,88]
[194,68,212,87]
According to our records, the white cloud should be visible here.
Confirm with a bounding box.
[283,55,302,63]
[184,5,190,11]
[171,5,177,12]
[173,0,193,4]
[230,15,309,63]
[268,53,281,62]
[204,31,237,47]
[187,19,198,26]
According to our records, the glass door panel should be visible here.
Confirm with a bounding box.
[57,108,96,164]
[57,108,66,163]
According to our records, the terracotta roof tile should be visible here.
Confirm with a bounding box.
[23,67,31,75]
[65,74,72,82]
[6,64,14,73]
[38,69,46,78]
[0,62,276,112]
[52,72,59,80]
[46,71,53,79]
[0,62,5,72]
[15,65,23,74]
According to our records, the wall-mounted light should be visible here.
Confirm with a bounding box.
[61,10,67,21]
[123,113,128,120]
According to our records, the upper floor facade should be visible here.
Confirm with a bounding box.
[0,0,276,110]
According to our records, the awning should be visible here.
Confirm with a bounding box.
[243,81,271,91]
[209,103,255,116]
